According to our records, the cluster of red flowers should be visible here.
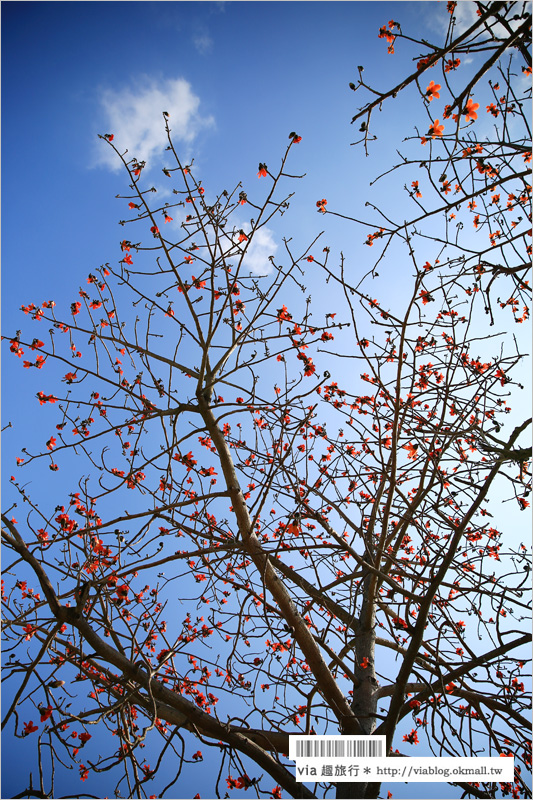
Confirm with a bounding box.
[378,19,399,54]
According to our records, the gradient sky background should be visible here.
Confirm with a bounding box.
[2,2,530,799]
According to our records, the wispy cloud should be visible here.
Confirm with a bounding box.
[214,224,278,276]
[449,3,478,34]
[241,228,278,276]
[424,2,527,39]
[95,77,214,172]
[193,32,213,55]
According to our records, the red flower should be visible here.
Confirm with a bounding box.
[23,721,39,735]
[10,340,24,357]
[123,254,133,265]
[298,353,316,376]
[257,163,268,178]
[200,466,217,477]
[404,442,418,460]
[464,98,480,121]
[428,119,444,138]
[444,57,460,72]
[403,729,419,744]
[37,392,57,405]
[426,81,441,101]
[286,521,302,536]
[277,305,292,322]
[40,705,53,722]
[316,198,327,213]
[46,437,57,451]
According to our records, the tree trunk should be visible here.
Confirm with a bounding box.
[335,575,379,800]
[336,780,380,799]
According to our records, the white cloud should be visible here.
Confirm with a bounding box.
[449,2,478,34]
[193,33,213,55]
[425,1,528,38]
[241,227,278,276]
[95,77,214,172]
[215,223,278,276]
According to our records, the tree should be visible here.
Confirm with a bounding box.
[2,3,531,799]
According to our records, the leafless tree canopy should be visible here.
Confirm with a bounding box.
[3,3,531,799]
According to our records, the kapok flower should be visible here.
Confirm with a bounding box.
[426,81,441,101]
[428,119,445,138]
[404,442,419,460]
[24,721,39,735]
[257,163,268,178]
[464,98,480,122]
[411,180,422,198]
[277,305,293,322]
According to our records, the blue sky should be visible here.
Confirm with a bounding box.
[1,0,454,442]
[2,2,529,799]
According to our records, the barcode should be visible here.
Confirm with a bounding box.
[294,738,383,758]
